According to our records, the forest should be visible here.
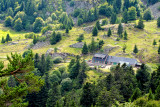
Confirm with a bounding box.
[0,0,160,107]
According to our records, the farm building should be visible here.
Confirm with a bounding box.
[92,53,138,66]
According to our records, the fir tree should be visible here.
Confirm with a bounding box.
[137,18,144,29]
[122,9,128,23]
[117,23,123,36]
[133,45,138,54]
[1,37,5,43]
[92,26,98,36]
[82,42,88,55]
[34,53,40,68]
[143,9,152,21]
[155,85,160,100]
[107,28,112,37]
[110,13,117,24]
[153,39,157,47]
[39,54,46,76]
[158,45,160,54]
[96,20,101,30]
[129,88,141,102]
[5,34,12,42]
[148,88,154,100]
[14,18,23,31]
[33,35,38,44]
[66,27,69,33]
[157,17,160,27]
[124,30,128,40]
[123,44,127,53]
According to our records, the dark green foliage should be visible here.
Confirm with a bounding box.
[82,42,88,55]
[25,0,36,16]
[158,45,160,54]
[157,17,160,27]
[53,57,63,64]
[77,18,83,26]
[51,13,57,21]
[5,34,12,42]
[66,27,69,33]
[124,30,128,40]
[128,6,137,20]
[50,32,62,45]
[130,88,142,102]
[14,18,23,31]
[94,7,99,20]
[153,39,157,47]
[69,56,81,79]
[148,89,154,100]
[76,34,84,42]
[137,18,144,29]
[41,26,52,34]
[33,17,44,33]
[136,64,150,92]
[155,85,160,100]
[49,74,60,83]
[61,78,72,91]
[110,13,117,24]
[123,44,127,53]
[89,38,96,53]
[143,9,152,21]
[33,35,38,44]
[80,82,93,107]
[39,54,46,76]
[34,53,40,68]
[1,37,5,43]
[96,21,101,30]
[22,49,32,58]
[5,16,13,27]
[92,26,98,36]
[99,40,104,49]
[122,9,128,23]
[46,55,52,72]
[7,76,17,87]
[133,45,138,54]
[99,4,113,17]
[68,59,75,72]
[117,23,123,36]
[113,0,122,13]
[107,28,112,37]
[102,19,108,26]
[123,0,130,10]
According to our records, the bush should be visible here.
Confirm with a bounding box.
[61,78,72,91]
[41,25,52,34]
[158,6,160,11]
[59,66,66,74]
[49,74,60,84]
[25,32,35,39]
[102,19,108,26]
[116,37,120,41]
[53,57,63,64]
[73,9,81,17]
[52,70,61,78]
[70,1,74,7]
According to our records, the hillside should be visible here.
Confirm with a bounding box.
[0,0,160,107]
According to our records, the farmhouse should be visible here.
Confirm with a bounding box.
[92,53,138,66]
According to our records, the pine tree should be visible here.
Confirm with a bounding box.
[80,82,93,107]
[5,34,12,42]
[82,42,88,55]
[128,6,137,21]
[46,55,52,72]
[157,17,160,27]
[89,38,96,53]
[4,16,13,27]
[123,0,130,10]
[68,59,75,72]
[1,37,5,43]
[94,7,99,20]
[153,39,157,47]
[122,9,128,23]
[66,27,69,33]
[137,18,144,29]
[33,35,37,44]
[50,31,56,45]
[158,45,160,54]
[122,44,127,53]
[124,30,128,40]
[117,23,123,36]
[143,9,152,21]
[92,26,98,36]
[133,45,138,54]
[34,53,40,68]
[148,88,154,100]
[39,54,46,76]
[33,17,44,33]
[96,20,101,30]
[14,18,23,31]
[107,28,112,37]
[110,13,117,24]
[155,85,160,100]
[129,88,141,102]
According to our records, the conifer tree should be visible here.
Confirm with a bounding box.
[122,9,128,23]
[94,7,99,20]
[39,54,46,76]
[33,35,37,44]
[107,28,112,37]
[124,30,128,40]
[34,53,40,68]
[133,45,138,54]
[137,18,144,29]
[153,39,157,47]
[158,45,160,54]
[4,16,13,27]
[157,17,160,27]
[96,20,101,30]
[89,38,96,53]
[68,59,75,72]
[92,26,98,36]
[155,85,160,100]
[14,18,23,31]
[148,88,154,100]
[129,88,141,102]
[82,42,88,55]
[143,9,152,21]
[1,37,5,43]
[66,27,69,33]
[123,44,127,53]
[5,34,12,42]
[110,13,117,24]
[117,23,123,36]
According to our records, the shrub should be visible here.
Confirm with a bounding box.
[70,1,74,7]
[53,57,63,64]
[41,25,52,34]
[61,78,72,91]
[25,32,35,39]
[52,70,61,78]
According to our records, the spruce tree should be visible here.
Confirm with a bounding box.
[6,34,12,42]
[107,28,112,37]
[39,54,46,76]
[158,45,160,54]
[66,27,69,33]
[82,42,88,55]
[92,26,98,36]
[148,88,154,100]
[1,37,5,43]
[157,17,160,27]
[122,9,128,23]
[4,16,13,27]
[34,53,40,68]
[117,23,123,36]
[80,82,93,107]
[155,85,160,100]
[96,20,101,30]
[110,13,117,24]
[94,7,99,20]
[68,59,75,72]
[14,18,23,31]
[133,45,138,54]
[153,39,157,47]
[33,35,37,44]
[143,9,152,21]
[123,44,127,53]
[124,30,128,40]
[89,38,96,53]
[137,18,144,29]
[129,88,141,102]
